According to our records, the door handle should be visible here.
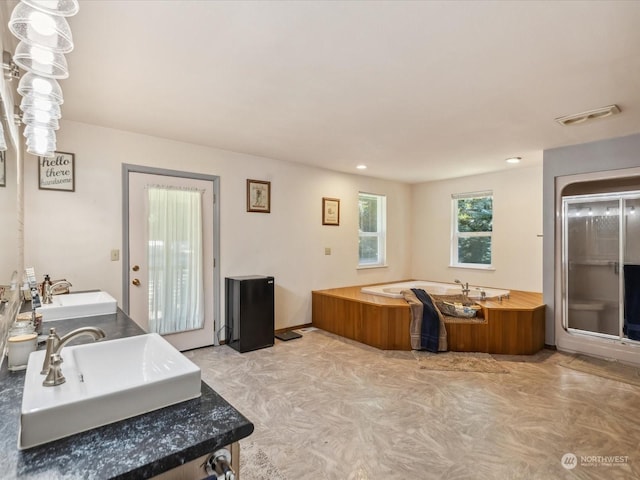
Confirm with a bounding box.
[132,265,140,272]
[132,278,141,286]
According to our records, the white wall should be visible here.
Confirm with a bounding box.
[410,165,543,292]
[24,120,412,332]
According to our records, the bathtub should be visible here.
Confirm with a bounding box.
[313,284,545,353]
[360,281,510,301]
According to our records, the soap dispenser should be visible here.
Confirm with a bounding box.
[42,275,53,304]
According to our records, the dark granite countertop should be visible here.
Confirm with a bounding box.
[0,309,254,479]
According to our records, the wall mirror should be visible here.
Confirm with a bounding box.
[0,100,18,288]
[1,1,21,292]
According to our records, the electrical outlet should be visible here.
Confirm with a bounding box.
[325,247,331,255]
[111,249,120,261]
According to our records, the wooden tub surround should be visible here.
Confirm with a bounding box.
[311,285,545,354]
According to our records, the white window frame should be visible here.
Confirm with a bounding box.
[450,190,494,269]
[358,192,387,268]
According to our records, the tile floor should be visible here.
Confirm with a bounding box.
[184,329,640,480]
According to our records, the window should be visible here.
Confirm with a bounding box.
[359,192,386,267]
[451,191,493,267]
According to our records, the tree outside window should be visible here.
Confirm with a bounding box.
[452,193,493,266]
[359,193,386,266]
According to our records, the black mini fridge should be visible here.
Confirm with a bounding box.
[225,275,274,353]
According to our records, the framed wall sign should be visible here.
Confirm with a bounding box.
[322,197,340,226]
[38,151,75,192]
[0,151,5,187]
[246,179,271,213]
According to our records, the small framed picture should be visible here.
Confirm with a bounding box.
[38,151,75,192]
[322,197,340,226]
[0,151,5,187]
[247,179,271,213]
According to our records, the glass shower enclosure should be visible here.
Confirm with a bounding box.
[562,192,640,343]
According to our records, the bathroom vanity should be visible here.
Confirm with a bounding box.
[0,309,254,479]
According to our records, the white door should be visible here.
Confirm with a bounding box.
[127,171,216,351]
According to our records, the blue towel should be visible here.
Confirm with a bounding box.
[411,288,440,352]
[624,264,640,341]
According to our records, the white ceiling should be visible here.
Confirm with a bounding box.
[59,0,640,184]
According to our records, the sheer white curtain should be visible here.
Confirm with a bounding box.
[147,185,204,335]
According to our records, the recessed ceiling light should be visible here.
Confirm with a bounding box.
[356,165,367,170]
[505,157,521,164]
[555,104,621,126]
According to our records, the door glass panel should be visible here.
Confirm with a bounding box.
[147,186,204,335]
[565,199,619,336]
[623,198,640,341]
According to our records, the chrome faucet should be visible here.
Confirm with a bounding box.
[41,326,106,386]
[454,279,470,298]
[475,287,486,300]
[42,280,73,304]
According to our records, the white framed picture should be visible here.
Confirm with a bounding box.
[38,151,75,192]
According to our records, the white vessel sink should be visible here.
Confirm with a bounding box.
[37,291,118,321]
[20,333,202,449]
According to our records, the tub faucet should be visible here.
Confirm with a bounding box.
[41,326,106,386]
[42,280,72,304]
[454,279,470,298]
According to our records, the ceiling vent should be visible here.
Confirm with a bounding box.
[555,104,621,126]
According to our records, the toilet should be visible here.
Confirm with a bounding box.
[568,301,605,332]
